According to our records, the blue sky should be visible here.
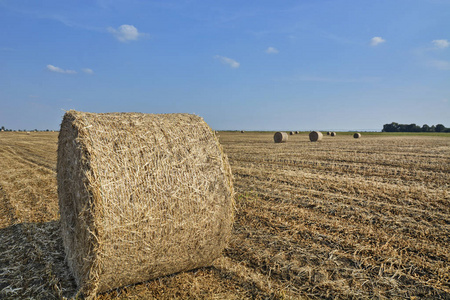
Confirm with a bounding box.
[1,0,449,131]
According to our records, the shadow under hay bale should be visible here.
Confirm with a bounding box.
[0,221,78,299]
[57,111,235,297]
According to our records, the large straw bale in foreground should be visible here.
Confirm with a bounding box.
[57,111,234,297]
[309,131,323,142]
[274,132,288,143]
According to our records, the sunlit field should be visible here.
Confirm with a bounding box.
[0,131,449,299]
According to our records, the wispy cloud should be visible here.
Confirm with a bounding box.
[265,47,279,54]
[370,36,385,46]
[108,24,146,42]
[47,65,77,74]
[214,55,240,68]
[277,75,380,83]
[427,60,450,70]
[82,68,94,74]
[432,39,449,49]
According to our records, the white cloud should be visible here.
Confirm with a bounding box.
[428,59,450,70]
[214,55,240,68]
[370,36,385,46]
[432,39,449,49]
[108,24,144,42]
[82,68,94,74]
[266,47,279,54]
[47,64,77,74]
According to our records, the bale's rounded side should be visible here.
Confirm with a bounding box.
[309,131,323,142]
[57,111,234,297]
[331,132,336,136]
[327,131,331,135]
[274,132,288,143]
[353,133,361,138]
[289,131,294,135]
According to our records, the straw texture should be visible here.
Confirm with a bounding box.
[57,111,234,297]
[309,131,323,142]
[273,132,288,143]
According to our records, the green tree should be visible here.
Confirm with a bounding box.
[435,124,446,132]
[422,124,431,132]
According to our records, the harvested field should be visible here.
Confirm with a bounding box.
[0,131,449,299]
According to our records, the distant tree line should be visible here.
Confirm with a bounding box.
[382,122,449,132]
[1,126,55,132]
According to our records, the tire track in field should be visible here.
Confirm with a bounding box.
[0,145,59,223]
[1,145,56,174]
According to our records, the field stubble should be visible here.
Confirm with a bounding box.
[0,131,449,299]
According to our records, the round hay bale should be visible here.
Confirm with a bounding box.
[331,132,336,137]
[273,132,288,143]
[327,131,331,135]
[353,132,361,138]
[295,131,299,134]
[289,131,294,135]
[57,110,234,297]
[240,130,245,133]
[309,131,323,142]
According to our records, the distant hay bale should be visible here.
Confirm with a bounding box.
[327,131,331,135]
[353,133,361,138]
[309,131,323,142]
[57,110,234,297]
[295,131,299,134]
[240,130,245,133]
[290,131,294,135]
[331,132,336,137]
[273,132,288,143]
